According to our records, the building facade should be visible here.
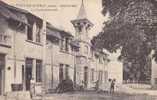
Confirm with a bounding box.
[0,1,46,95]
[0,1,109,95]
[71,1,108,89]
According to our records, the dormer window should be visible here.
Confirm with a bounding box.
[27,17,42,43]
[27,26,33,41]
[60,37,70,52]
[27,18,34,41]
[36,25,41,43]
[65,37,69,51]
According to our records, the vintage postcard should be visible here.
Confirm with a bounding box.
[0,0,157,100]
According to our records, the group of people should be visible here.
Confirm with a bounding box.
[93,78,116,94]
[29,77,116,98]
[55,78,117,94]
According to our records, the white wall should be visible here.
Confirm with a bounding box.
[151,58,157,87]
[107,50,123,84]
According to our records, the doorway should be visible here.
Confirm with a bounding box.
[0,54,5,95]
[84,67,88,88]
[25,58,33,90]
[59,64,63,83]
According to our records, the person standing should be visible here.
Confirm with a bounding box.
[110,79,116,94]
[94,80,99,91]
[30,78,35,98]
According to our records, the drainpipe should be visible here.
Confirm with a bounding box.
[42,20,46,95]
[73,49,76,89]
[51,44,53,88]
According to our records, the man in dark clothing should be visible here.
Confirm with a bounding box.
[110,79,116,94]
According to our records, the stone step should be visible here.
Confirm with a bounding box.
[0,96,5,100]
[32,96,42,100]
[6,91,31,100]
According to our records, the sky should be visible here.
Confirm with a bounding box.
[4,0,109,39]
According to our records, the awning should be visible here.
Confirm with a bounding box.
[0,5,28,25]
[46,28,61,39]
[59,30,73,37]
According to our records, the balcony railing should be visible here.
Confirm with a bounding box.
[0,34,11,47]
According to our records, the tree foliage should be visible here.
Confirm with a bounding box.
[92,0,157,82]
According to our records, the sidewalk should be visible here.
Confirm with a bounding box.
[42,91,157,100]
[116,84,157,96]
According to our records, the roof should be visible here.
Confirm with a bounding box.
[70,40,80,48]
[71,0,93,27]
[0,1,42,23]
[46,22,60,32]
[0,1,29,14]
[59,30,73,37]
[46,22,73,39]
[77,0,87,20]
[46,24,61,39]
[0,2,28,25]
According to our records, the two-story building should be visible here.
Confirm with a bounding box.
[0,1,46,95]
[44,0,109,91]
[45,22,79,92]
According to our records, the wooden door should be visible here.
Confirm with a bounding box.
[25,58,33,90]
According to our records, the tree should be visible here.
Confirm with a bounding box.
[92,0,157,82]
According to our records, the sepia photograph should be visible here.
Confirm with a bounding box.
[0,0,157,100]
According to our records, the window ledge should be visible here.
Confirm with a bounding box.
[35,82,42,85]
[60,50,71,54]
[26,40,43,46]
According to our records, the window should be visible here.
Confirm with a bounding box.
[27,19,34,41]
[27,20,42,43]
[98,71,103,84]
[36,26,41,42]
[91,50,94,58]
[84,45,88,54]
[91,69,94,81]
[155,78,157,84]
[25,58,33,90]
[26,58,33,68]
[65,38,69,51]
[104,71,108,83]
[65,65,69,79]
[60,37,70,52]
[22,65,25,84]
[78,26,82,32]
[27,26,33,40]
[59,64,64,82]
[99,57,103,64]
[77,23,82,32]
[36,60,42,82]
[60,39,64,50]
